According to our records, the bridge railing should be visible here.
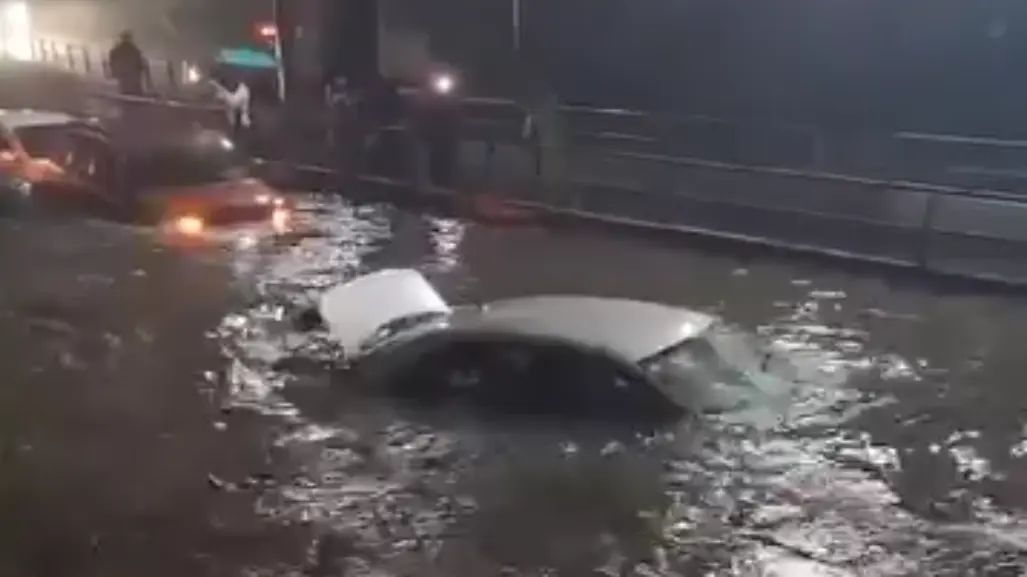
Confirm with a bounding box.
[31,37,189,92]
[34,35,1027,191]
[30,36,832,169]
[17,38,1027,286]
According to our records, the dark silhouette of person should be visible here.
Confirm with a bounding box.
[108,31,149,96]
[414,88,460,189]
[329,77,365,186]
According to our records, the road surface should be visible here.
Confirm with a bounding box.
[3,192,1027,576]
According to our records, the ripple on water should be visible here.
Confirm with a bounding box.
[215,197,1027,576]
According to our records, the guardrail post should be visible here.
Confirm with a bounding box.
[917,188,941,270]
[65,43,75,71]
[166,60,177,90]
[102,57,110,79]
[81,46,91,75]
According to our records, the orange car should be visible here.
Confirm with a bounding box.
[0,109,291,235]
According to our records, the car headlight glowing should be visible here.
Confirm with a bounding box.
[430,73,455,95]
[255,193,271,205]
[174,215,205,236]
[271,207,290,232]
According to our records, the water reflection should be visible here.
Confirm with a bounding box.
[217,197,1027,575]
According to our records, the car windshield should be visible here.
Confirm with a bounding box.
[643,322,797,414]
[358,311,449,355]
[128,132,249,189]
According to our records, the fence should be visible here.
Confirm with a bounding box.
[16,38,1027,287]
[30,36,831,168]
[31,37,191,92]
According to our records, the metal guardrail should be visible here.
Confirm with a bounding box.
[31,37,189,92]
[30,36,828,168]
[32,35,1027,186]
[20,38,1027,287]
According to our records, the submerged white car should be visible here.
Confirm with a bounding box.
[310,269,793,420]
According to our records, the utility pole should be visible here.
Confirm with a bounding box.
[271,0,287,102]
[512,0,521,53]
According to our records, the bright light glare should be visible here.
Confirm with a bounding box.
[1,2,33,61]
[271,208,290,233]
[431,74,454,95]
[255,193,271,205]
[174,215,205,236]
[184,64,202,84]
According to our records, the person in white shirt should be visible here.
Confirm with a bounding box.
[210,73,252,142]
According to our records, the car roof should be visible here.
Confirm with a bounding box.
[316,268,715,364]
[0,109,80,130]
[448,296,716,363]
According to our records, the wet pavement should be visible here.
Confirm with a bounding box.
[3,193,1027,576]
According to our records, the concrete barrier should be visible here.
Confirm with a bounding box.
[925,192,1027,284]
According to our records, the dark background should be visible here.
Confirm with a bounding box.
[31,0,1027,136]
[407,0,1027,135]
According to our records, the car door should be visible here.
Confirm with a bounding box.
[61,128,126,219]
[373,335,549,409]
[379,335,680,420]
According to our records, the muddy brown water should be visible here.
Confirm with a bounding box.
[2,195,1027,576]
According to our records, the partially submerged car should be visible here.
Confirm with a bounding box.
[0,109,291,235]
[302,269,794,420]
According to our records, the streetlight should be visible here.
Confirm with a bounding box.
[1,1,33,61]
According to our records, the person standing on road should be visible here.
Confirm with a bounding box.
[107,31,149,96]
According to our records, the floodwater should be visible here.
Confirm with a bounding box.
[3,194,1027,576]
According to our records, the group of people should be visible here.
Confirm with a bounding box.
[106,32,564,191]
[108,30,256,155]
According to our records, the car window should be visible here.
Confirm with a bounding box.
[66,132,116,188]
[358,311,449,355]
[0,132,13,153]
[390,338,677,419]
[644,323,796,413]
[15,125,74,163]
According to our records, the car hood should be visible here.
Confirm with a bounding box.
[141,178,274,211]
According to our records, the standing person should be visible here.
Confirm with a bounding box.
[412,71,461,189]
[107,31,149,96]
[522,89,567,202]
[210,70,252,147]
[329,77,366,186]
